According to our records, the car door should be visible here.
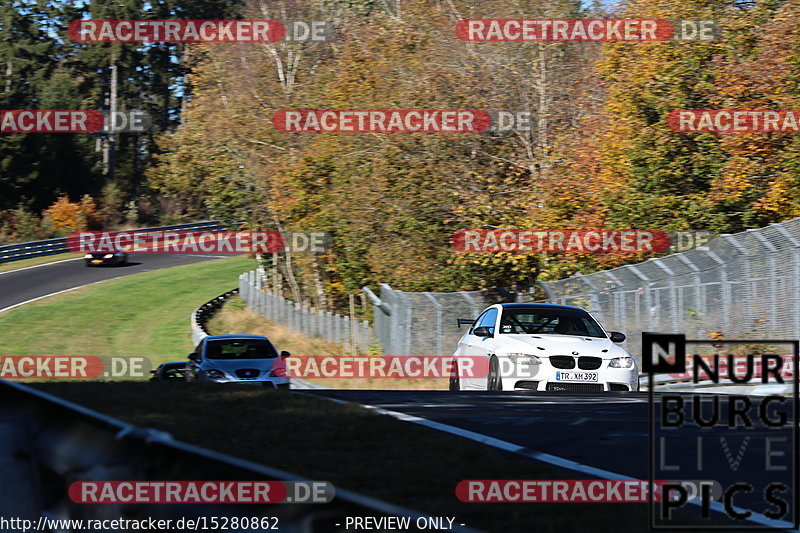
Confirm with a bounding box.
[459,307,498,389]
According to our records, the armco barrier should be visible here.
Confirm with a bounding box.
[190,289,328,389]
[0,379,475,530]
[0,220,226,264]
[190,288,239,346]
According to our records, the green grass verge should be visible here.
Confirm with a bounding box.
[0,252,81,273]
[30,382,653,533]
[0,256,252,365]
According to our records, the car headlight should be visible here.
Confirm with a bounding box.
[609,357,634,368]
[84,254,92,259]
[103,254,114,259]
[506,353,541,365]
[204,369,226,379]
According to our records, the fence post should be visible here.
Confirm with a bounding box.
[626,266,653,331]
[677,255,703,338]
[344,315,351,352]
[774,224,800,339]
[362,320,372,347]
[702,249,729,334]
[423,292,442,356]
[722,235,751,334]
[652,258,678,334]
[752,231,779,336]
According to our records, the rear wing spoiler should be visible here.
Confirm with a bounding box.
[457,318,476,328]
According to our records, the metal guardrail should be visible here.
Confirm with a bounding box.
[0,221,227,264]
[190,288,239,346]
[189,289,329,389]
[0,379,475,531]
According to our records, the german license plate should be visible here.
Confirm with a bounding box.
[555,371,598,382]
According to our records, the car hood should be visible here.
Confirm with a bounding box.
[495,334,630,359]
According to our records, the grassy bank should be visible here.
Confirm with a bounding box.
[207,298,447,390]
[0,256,252,366]
[0,252,79,274]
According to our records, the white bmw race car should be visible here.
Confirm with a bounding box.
[449,303,639,392]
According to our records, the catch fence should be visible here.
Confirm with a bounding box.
[239,270,373,353]
[365,218,800,358]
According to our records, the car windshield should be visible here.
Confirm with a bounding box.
[205,339,278,359]
[499,307,606,338]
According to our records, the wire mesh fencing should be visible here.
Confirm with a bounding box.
[239,270,373,353]
[363,285,529,356]
[539,218,800,358]
[364,218,800,359]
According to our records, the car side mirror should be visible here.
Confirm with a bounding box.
[472,326,493,338]
[609,331,626,343]
[280,350,291,358]
[188,353,199,361]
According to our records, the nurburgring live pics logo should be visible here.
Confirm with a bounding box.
[455,19,720,42]
[644,333,798,529]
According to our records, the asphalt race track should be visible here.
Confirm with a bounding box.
[305,390,652,476]
[1,257,795,527]
[307,390,797,527]
[0,254,227,312]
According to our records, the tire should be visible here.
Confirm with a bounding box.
[487,356,502,391]
[449,359,460,391]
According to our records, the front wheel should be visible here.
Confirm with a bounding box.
[487,356,502,391]
[449,359,460,391]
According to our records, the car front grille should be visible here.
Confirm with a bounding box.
[549,356,575,369]
[578,356,602,370]
[235,368,260,379]
[546,382,604,392]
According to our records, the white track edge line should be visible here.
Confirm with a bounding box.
[0,257,82,276]
[349,399,793,530]
[0,280,106,314]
